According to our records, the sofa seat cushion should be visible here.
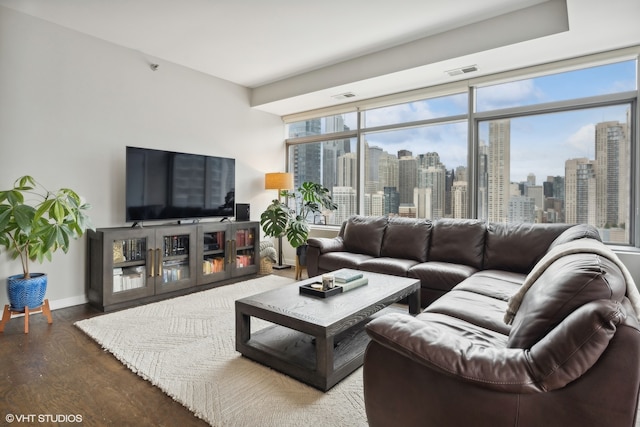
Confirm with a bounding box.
[425,289,511,336]
[454,270,525,302]
[414,312,509,348]
[358,257,418,277]
[508,253,626,349]
[317,252,373,271]
[380,217,432,262]
[408,261,477,292]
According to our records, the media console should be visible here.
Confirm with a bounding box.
[86,221,259,311]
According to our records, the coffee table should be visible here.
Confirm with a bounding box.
[235,271,420,391]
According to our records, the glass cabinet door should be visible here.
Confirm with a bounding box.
[198,225,229,284]
[232,224,258,276]
[161,234,191,283]
[112,237,148,293]
[202,229,226,273]
[154,227,197,294]
[97,228,156,307]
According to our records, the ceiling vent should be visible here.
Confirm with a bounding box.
[446,65,478,77]
[331,92,356,100]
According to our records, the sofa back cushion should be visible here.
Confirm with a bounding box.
[507,253,626,349]
[342,215,388,257]
[547,224,601,251]
[380,218,432,262]
[483,223,572,274]
[428,219,486,269]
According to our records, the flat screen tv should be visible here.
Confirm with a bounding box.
[125,146,235,223]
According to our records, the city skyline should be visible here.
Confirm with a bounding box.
[287,59,635,243]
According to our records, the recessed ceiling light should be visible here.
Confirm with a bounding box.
[445,65,478,77]
[331,92,356,100]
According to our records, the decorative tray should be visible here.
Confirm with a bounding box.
[299,282,343,298]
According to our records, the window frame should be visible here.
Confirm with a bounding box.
[283,48,640,247]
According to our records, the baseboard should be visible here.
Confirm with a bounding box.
[49,295,89,311]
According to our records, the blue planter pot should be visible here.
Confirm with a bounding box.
[7,273,48,311]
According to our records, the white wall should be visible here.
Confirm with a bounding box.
[0,7,284,309]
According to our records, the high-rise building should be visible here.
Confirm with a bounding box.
[487,120,511,223]
[417,152,441,168]
[337,152,358,188]
[565,157,596,224]
[378,152,399,192]
[365,144,383,193]
[526,185,544,211]
[365,191,385,216]
[398,204,417,218]
[478,142,489,220]
[451,181,468,219]
[398,155,417,205]
[595,120,628,228]
[424,166,446,219]
[384,187,400,215]
[332,186,357,224]
[288,120,321,187]
[322,140,350,191]
[413,187,432,219]
[317,115,351,191]
[509,195,535,223]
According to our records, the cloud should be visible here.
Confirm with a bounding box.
[365,122,467,168]
[476,79,543,111]
[364,101,435,127]
[567,123,595,153]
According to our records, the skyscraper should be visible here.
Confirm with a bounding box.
[595,120,628,228]
[337,152,358,188]
[487,120,511,223]
[565,157,596,225]
[288,119,321,187]
[398,155,417,205]
[451,181,468,219]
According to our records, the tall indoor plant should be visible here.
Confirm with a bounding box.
[0,175,93,310]
[260,181,338,250]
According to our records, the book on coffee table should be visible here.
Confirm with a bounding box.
[333,269,364,283]
[338,277,368,292]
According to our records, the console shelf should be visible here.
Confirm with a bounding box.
[87,221,259,311]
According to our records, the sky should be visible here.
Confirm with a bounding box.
[343,59,636,184]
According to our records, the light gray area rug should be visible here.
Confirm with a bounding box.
[75,275,368,427]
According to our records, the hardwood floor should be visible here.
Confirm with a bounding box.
[0,269,297,427]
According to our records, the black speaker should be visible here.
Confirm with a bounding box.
[236,203,250,221]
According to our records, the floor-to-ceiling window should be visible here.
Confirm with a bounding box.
[284,50,638,245]
[474,60,635,244]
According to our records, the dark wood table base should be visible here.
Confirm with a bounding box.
[236,272,420,391]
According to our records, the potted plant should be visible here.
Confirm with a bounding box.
[0,175,93,311]
[260,181,337,258]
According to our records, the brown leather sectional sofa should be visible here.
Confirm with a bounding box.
[306,215,640,426]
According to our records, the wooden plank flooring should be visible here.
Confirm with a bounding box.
[0,268,296,426]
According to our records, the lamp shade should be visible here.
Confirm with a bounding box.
[265,172,294,190]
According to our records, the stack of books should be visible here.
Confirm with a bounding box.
[333,269,368,292]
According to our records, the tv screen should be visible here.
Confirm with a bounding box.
[125,146,235,222]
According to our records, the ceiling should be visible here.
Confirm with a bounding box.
[1,0,639,116]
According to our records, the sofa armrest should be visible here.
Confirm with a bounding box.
[307,237,345,253]
[526,299,625,391]
[365,300,623,393]
[306,237,345,276]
